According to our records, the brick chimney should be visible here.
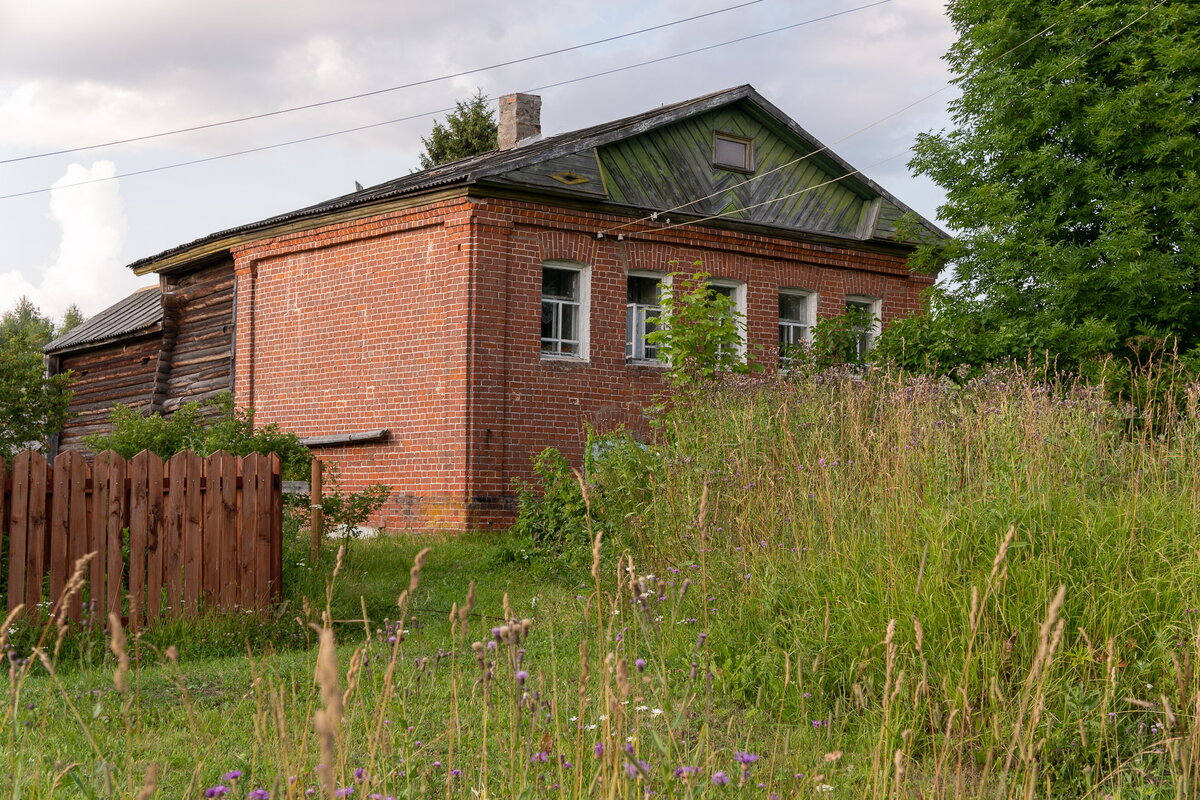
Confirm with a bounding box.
[497,93,541,150]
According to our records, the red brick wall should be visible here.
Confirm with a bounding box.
[461,197,933,528]
[231,199,476,529]
[228,194,933,531]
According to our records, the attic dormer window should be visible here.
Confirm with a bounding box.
[713,132,754,172]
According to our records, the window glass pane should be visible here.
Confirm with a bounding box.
[711,284,735,298]
[846,298,873,313]
[560,303,578,342]
[541,302,556,343]
[628,275,660,305]
[715,136,749,169]
[779,293,807,322]
[542,267,577,299]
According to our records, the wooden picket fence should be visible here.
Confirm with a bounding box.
[0,449,282,629]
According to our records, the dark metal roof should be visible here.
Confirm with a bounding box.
[45,285,163,354]
[128,85,945,273]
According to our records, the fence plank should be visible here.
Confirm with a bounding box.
[268,453,283,600]
[143,453,165,624]
[49,452,80,619]
[204,452,239,609]
[248,453,274,608]
[66,454,89,623]
[96,452,127,620]
[88,453,109,624]
[27,454,50,617]
[239,454,260,609]
[128,452,152,630]
[178,452,203,613]
[7,452,31,614]
[0,460,6,609]
[165,453,187,618]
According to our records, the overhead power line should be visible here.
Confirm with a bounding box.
[0,0,893,202]
[0,0,766,166]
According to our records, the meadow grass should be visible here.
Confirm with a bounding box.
[3,368,1200,799]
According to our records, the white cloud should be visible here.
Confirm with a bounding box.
[0,162,152,319]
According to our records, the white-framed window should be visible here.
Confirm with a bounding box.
[778,289,816,367]
[845,295,882,361]
[541,262,589,358]
[713,131,754,172]
[707,278,747,358]
[626,272,664,362]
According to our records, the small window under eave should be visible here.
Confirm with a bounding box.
[713,132,754,172]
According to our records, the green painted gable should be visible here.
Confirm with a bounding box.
[595,104,878,239]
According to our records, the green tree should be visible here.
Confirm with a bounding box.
[646,267,754,387]
[418,90,498,169]
[0,298,71,459]
[904,0,1200,369]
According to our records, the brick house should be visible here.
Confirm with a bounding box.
[45,85,943,530]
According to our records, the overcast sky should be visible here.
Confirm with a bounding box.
[0,0,956,320]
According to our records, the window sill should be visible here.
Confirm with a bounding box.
[626,359,668,369]
[540,353,589,365]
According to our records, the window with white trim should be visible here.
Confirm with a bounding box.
[845,295,882,361]
[708,278,747,358]
[541,263,589,358]
[778,289,816,367]
[626,273,663,362]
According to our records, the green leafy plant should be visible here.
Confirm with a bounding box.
[84,392,312,480]
[646,265,756,387]
[418,89,497,168]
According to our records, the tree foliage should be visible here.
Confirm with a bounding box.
[0,297,78,460]
[418,90,497,169]
[646,267,755,387]
[84,392,312,480]
[901,0,1200,370]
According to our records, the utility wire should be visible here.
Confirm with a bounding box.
[0,0,765,165]
[0,0,892,202]
[598,0,1104,236]
[611,0,1161,242]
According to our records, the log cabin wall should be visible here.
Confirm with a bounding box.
[159,259,235,414]
[54,334,162,452]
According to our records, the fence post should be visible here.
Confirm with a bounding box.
[309,459,324,562]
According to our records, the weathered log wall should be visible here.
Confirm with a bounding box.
[161,260,235,413]
[57,334,161,452]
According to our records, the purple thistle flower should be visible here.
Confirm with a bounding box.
[354,768,366,781]
[249,791,270,800]
[204,787,230,798]
[432,762,442,768]
[735,751,760,765]
[594,742,604,757]
[674,766,699,778]
[334,789,354,797]
[222,771,243,781]
[635,658,646,672]
[531,751,549,763]
[450,769,463,777]
[624,763,639,778]
[711,771,730,785]
[515,670,529,685]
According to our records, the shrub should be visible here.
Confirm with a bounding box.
[84,392,312,480]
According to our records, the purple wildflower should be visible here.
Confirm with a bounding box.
[354,768,366,781]
[334,789,354,798]
[249,791,270,800]
[450,769,463,778]
[594,742,604,757]
[222,771,243,781]
[516,670,529,685]
[635,658,646,672]
[735,751,760,765]
[674,766,699,778]
[531,751,549,763]
[711,771,730,785]
[204,787,229,798]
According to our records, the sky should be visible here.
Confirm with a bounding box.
[0,0,957,321]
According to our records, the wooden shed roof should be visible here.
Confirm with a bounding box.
[44,285,162,354]
[129,85,946,275]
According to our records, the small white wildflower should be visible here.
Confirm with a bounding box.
[569,716,579,722]
[816,784,835,793]
[635,705,649,712]
[650,708,663,716]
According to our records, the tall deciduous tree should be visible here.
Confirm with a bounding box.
[900,0,1200,368]
[418,90,498,169]
[0,297,73,459]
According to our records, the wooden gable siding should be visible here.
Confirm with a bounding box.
[597,107,871,238]
[159,260,235,413]
[57,334,161,451]
[486,150,609,199]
